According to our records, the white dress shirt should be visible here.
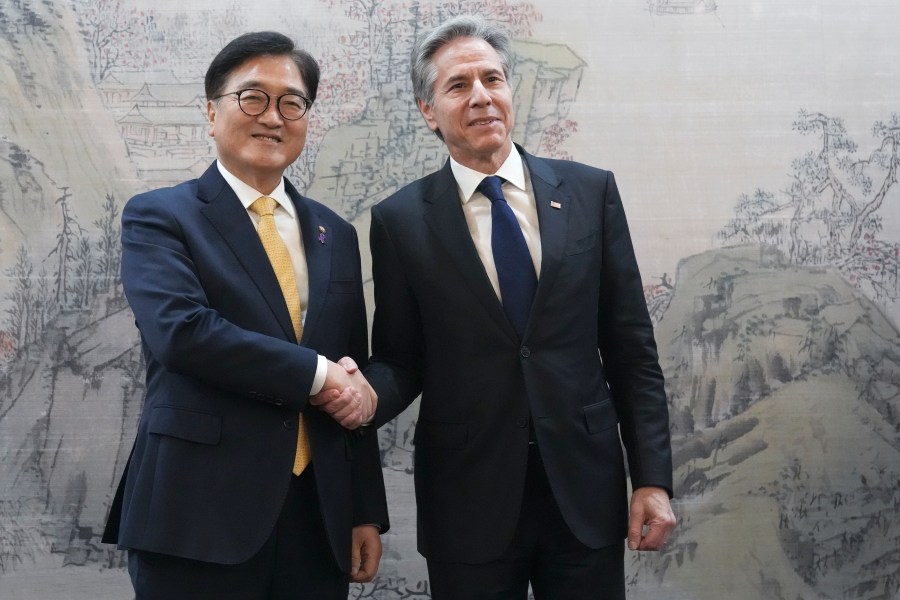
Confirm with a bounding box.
[450,149,542,301]
[217,161,327,394]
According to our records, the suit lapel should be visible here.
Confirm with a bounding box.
[522,149,568,333]
[423,161,516,340]
[288,182,329,345]
[198,163,298,343]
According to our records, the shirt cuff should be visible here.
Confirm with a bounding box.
[309,355,327,395]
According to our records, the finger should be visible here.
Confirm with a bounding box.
[338,398,364,429]
[323,396,353,416]
[323,387,357,412]
[332,406,355,421]
[350,539,361,580]
[353,542,379,582]
[646,509,677,550]
[638,521,668,551]
[367,386,378,413]
[308,388,340,406]
[338,356,359,374]
[339,413,363,430]
[627,507,645,551]
[332,398,359,419]
[634,497,676,551]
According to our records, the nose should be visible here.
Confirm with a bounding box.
[257,100,284,126]
[469,80,492,106]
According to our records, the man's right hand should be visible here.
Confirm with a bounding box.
[309,358,377,430]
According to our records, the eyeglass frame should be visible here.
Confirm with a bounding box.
[212,88,312,121]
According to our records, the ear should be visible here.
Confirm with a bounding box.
[207,100,217,138]
[417,98,439,134]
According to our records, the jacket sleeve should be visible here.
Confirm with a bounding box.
[595,172,673,496]
[365,203,427,427]
[342,224,390,532]
[121,190,320,411]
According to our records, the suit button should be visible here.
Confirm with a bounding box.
[283,419,295,430]
[517,418,528,428]
[273,398,284,406]
[520,346,531,358]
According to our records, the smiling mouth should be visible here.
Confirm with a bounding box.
[253,134,281,143]
[469,118,498,126]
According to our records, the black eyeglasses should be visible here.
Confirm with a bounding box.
[213,88,312,121]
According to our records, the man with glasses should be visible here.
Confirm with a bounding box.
[103,31,388,599]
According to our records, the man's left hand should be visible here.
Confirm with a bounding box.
[627,486,676,551]
[350,524,382,583]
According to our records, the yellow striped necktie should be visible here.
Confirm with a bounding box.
[249,196,311,476]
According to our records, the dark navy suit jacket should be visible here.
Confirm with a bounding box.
[366,146,671,563]
[103,162,388,571]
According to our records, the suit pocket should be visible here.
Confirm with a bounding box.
[148,406,221,445]
[583,398,617,435]
[565,229,598,256]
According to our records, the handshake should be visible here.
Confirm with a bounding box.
[309,357,377,430]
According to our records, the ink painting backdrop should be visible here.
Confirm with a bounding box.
[1,0,899,598]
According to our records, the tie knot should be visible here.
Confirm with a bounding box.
[477,176,506,204]
[250,196,277,217]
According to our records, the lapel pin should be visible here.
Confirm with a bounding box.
[550,201,562,209]
[318,225,326,244]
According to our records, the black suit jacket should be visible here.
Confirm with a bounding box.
[103,162,388,571]
[366,146,671,563]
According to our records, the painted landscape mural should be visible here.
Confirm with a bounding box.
[0,0,898,598]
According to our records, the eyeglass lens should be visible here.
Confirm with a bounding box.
[237,89,308,120]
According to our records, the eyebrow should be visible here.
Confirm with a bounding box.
[233,79,308,96]
[443,68,504,85]
[444,74,468,87]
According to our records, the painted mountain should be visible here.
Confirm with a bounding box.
[629,245,900,599]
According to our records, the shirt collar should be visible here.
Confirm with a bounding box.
[450,147,527,204]
[216,161,295,219]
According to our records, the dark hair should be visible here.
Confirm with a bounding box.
[204,31,320,103]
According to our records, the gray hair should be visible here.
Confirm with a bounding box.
[410,15,514,107]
